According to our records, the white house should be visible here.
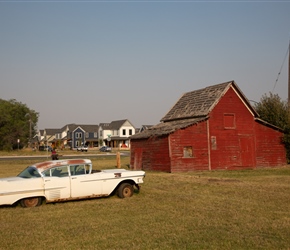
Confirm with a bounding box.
[98,119,135,148]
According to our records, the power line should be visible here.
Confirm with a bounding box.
[272,41,290,93]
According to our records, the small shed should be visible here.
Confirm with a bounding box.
[130,80,286,172]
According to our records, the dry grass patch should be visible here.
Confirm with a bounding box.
[0,158,290,249]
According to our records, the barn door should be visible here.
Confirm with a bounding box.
[134,148,143,170]
[239,136,255,167]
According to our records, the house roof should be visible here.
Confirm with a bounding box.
[77,124,99,132]
[65,124,99,132]
[99,123,111,129]
[100,119,134,130]
[141,125,153,130]
[110,119,128,130]
[161,80,258,122]
[45,128,61,135]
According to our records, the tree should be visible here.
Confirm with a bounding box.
[0,99,39,150]
[254,93,290,162]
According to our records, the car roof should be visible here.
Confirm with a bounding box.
[32,159,92,172]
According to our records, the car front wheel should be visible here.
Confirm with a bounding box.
[117,183,134,198]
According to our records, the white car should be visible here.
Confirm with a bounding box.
[77,145,88,152]
[0,159,145,208]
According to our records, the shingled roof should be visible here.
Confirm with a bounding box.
[99,119,132,130]
[130,117,208,139]
[161,80,257,122]
[131,80,258,140]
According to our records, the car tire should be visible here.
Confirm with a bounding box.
[117,183,134,198]
[20,197,42,208]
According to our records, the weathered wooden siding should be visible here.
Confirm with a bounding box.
[254,122,286,167]
[130,83,286,172]
[209,87,256,169]
[169,122,209,172]
[130,136,171,172]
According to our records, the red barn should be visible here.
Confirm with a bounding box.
[130,81,286,172]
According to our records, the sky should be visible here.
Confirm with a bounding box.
[1,0,290,130]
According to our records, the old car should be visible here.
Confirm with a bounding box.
[0,159,145,208]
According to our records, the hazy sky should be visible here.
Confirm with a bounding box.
[1,0,290,130]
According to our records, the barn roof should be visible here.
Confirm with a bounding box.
[161,80,258,122]
[131,80,261,140]
[130,117,208,139]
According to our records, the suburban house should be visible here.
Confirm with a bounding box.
[99,119,135,148]
[139,125,153,133]
[65,124,99,149]
[37,119,136,150]
[40,128,61,148]
[129,80,287,172]
[34,129,44,148]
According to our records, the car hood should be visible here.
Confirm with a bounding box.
[0,176,26,182]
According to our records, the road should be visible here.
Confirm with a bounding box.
[0,152,130,161]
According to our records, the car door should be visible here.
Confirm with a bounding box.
[69,164,103,198]
[43,166,71,202]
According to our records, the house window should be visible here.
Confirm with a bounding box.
[85,132,89,138]
[94,132,98,138]
[129,129,132,135]
[76,132,82,139]
[122,129,126,136]
[183,146,193,158]
[224,114,235,129]
[100,130,103,137]
[211,136,217,150]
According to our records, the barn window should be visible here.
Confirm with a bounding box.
[183,146,193,158]
[211,136,217,150]
[224,114,235,129]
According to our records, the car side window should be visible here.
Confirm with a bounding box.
[70,165,84,176]
[75,165,85,175]
[42,169,51,177]
[70,164,91,176]
[43,166,69,177]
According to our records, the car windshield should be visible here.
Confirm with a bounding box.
[18,166,41,178]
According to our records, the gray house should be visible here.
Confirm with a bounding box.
[66,124,99,149]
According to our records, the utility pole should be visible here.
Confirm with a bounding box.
[29,117,32,148]
[288,40,290,109]
[25,113,32,149]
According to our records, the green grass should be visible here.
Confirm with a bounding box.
[1,157,290,249]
